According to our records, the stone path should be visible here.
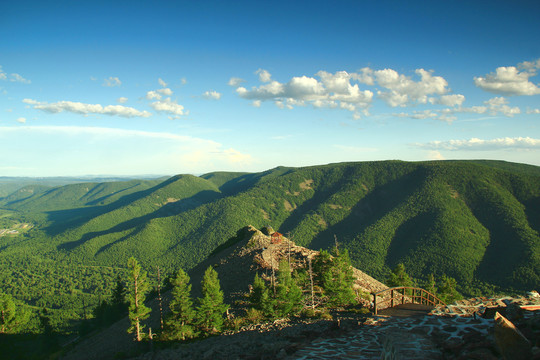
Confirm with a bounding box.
[289,314,496,359]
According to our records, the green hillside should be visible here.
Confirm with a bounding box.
[0,160,539,333]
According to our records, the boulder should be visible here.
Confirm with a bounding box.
[494,311,532,360]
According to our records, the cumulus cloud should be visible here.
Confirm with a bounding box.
[474,59,540,95]
[146,90,162,100]
[16,117,26,123]
[235,69,373,116]
[158,78,167,87]
[150,98,186,117]
[0,66,31,83]
[527,108,540,114]
[370,68,449,107]
[228,77,245,87]
[256,69,272,82]
[436,96,520,118]
[429,94,465,107]
[417,137,540,151]
[202,90,221,100]
[103,77,122,87]
[23,99,151,118]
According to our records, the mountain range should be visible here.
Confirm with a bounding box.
[0,159,539,331]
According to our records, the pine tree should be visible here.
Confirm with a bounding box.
[250,273,275,318]
[387,263,413,287]
[426,274,437,295]
[276,260,303,317]
[438,275,461,303]
[0,292,16,334]
[127,257,151,342]
[323,249,356,307]
[196,266,229,334]
[165,268,196,340]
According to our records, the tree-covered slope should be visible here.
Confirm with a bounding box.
[0,160,538,332]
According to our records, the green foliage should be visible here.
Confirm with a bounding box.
[321,248,356,307]
[387,263,414,287]
[164,268,196,340]
[438,275,462,304]
[196,267,229,334]
[275,261,303,317]
[126,257,150,342]
[0,160,539,333]
[0,292,17,333]
[249,273,275,318]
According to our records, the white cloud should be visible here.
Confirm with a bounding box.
[202,90,221,100]
[117,97,128,103]
[426,150,445,160]
[417,137,540,151]
[235,69,373,112]
[157,88,173,96]
[484,97,520,117]
[180,77,187,85]
[527,108,540,114]
[474,59,540,95]
[150,98,186,117]
[146,91,162,100]
[16,117,26,123]
[256,69,272,83]
[103,77,122,87]
[371,68,449,107]
[10,73,31,84]
[158,78,167,87]
[228,77,245,87]
[252,100,261,108]
[0,67,31,84]
[23,98,151,118]
[429,94,465,107]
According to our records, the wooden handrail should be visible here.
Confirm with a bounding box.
[371,286,446,315]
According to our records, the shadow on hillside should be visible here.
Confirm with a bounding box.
[57,189,221,252]
[301,166,428,252]
[44,176,184,236]
[470,195,530,289]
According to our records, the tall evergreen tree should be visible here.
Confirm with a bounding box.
[127,257,150,342]
[322,249,356,307]
[250,273,275,318]
[438,275,461,303]
[387,263,413,287]
[165,268,196,340]
[276,261,303,317]
[0,292,16,334]
[196,266,228,334]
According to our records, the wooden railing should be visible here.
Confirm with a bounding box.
[372,286,446,315]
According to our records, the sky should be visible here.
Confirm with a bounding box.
[1,0,539,177]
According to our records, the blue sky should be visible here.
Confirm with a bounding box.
[1,0,539,176]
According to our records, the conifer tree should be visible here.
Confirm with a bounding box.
[250,273,275,318]
[323,249,356,307]
[276,260,303,317]
[426,274,437,295]
[387,263,413,287]
[196,266,228,334]
[165,268,196,340]
[127,257,150,342]
[0,292,16,334]
[438,275,461,303]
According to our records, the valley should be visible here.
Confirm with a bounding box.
[0,159,539,358]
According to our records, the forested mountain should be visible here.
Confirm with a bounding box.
[0,160,539,334]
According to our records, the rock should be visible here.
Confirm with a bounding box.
[494,311,532,360]
[527,291,540,299]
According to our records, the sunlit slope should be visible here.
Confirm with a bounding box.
[11,160,540,293]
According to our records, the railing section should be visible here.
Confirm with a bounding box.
[372,286,446,315]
